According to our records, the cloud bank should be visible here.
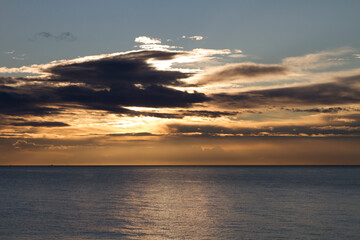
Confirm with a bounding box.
[1,42,360,165]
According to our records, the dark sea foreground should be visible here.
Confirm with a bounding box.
[0,166,360,240]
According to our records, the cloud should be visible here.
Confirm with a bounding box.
[12,140,37,149]
[45,50,191,87]
[168,124,240,135]
[196,63,288,85]
[53,84,209,110]
[228,54,246,59]
[112,109,238,119]
[0,48,230,75]
[179,110,238,118]
[226,49,246,58]
[0,77,18,85]
[107,132,161,137]
[191,48,231,56]
[138,44,182,50]
[2,48,359,120]
[0,50,210,116]
[182,35,204,40]
[282,48,353,70]
[161,48,231,71]
[12,56,25,60]
[134,36,184,51]
[32,32,77,42]
[0,87,62,116]
[212,72,360,108]
[213,82,360,109]
[336,73,360,85]
[134,36,161,44]
[188,36,204,40]
[288,107,350,113]
[3,136,359,165]
[10,121,69,127]
[0,65,40,74]
[168,117,360,136]
[3,51,26,60]
[1,35,360,165]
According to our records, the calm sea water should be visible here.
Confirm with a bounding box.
[0,166,360,240]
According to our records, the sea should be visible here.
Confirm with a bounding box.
[0,166,360,240]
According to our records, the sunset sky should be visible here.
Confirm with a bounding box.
[1,0,360,165]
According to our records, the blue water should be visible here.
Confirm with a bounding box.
[0,166,360,240]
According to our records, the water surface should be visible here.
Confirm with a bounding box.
[1,166,360,239]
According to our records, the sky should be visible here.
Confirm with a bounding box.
[1,0,360,165]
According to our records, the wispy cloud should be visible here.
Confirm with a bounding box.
[188,36,204,41]
[195,63,288,85]
[11,56,25,60]
[3,51,26,60]
[12,140,37,149]
[182,35,204,40]
[212,72,360,108]
[282,48,353,70]
[31,32,77,42]
[167,117,360,137]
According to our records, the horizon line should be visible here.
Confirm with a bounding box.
[1,164,360,167]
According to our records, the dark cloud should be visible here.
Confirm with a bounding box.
[336,73,360,85]
[322,113,360,125]
[0,87,62,116]
[10,121,69,127]
[168,124,242,135]
[0,77,18,85]
[0,83,209,117]
[107,132,161,137]
[54,84,208,109]
[197,63,287,85]
[128,109,238,119]
[179,110,238,118]
[0,50,209,116]
[213,63,287,77]
[44,50,209,110]
[287,107,350,113]
[137,112,184,119]
[168,120,360,137]
[2,50,359,123]
[31,32,76,42]
[46,51,190,87]
[213,79,360,108]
